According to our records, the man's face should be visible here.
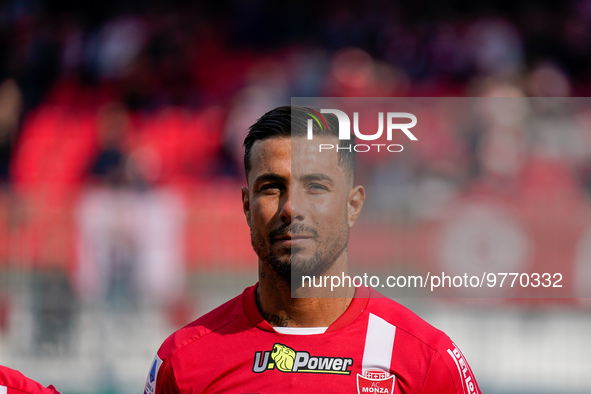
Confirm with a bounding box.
[242,136,364,280]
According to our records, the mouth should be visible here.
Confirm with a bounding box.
[273,234,315,245]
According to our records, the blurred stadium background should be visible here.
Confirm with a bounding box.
[0,0,590,393]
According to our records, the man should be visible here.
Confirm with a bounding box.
[0,365,61,393]
[145,106,481,393]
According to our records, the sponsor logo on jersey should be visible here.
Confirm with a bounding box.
[447,343,478,394]
[144,355,163,394]
[356,369,395,393]
[252,343,354,375]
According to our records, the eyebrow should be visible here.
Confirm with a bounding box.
[252,172,335,187]
[300,173,334,184]
[253,172,288,186]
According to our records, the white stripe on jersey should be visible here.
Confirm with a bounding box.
[362,313,397,373]
[0,385,7,394]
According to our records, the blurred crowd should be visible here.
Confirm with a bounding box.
[1,0,591,184]
[0,0,591,180]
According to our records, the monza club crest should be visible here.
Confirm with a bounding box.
[356,370,395,394]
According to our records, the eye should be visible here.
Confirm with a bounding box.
[260,183,282,193]
[307,183,329,192]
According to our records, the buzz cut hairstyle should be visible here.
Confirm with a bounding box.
[243,105,356,181]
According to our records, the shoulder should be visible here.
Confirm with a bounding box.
[145,287,253,394]
[366,294,481,393]
[366,292,452,351]
[157,288,248,361]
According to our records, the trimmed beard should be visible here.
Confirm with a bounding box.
[250,222,349,283]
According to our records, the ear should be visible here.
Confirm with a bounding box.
[241,186,251,227]
[347,185,365,228]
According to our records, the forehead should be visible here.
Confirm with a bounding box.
[248,136,344,184]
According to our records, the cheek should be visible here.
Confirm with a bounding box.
[314,199,348,228]
[250,198,278,227]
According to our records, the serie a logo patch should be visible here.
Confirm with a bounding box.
[252,343,354,375]
[144,355,162,394]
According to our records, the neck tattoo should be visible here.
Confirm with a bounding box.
[261,312,291,327]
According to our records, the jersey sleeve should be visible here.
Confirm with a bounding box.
[155,360,181,394]
[421,343,480,394]
[0,365,61,394]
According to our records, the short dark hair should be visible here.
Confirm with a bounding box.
[243,105,356,181]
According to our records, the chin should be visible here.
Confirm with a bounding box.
[265,255,321,281]
[291,255,333,279]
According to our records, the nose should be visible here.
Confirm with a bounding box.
[279,189,304,223]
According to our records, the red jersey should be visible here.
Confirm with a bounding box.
[145,285,480,394]
[0,366,61,394]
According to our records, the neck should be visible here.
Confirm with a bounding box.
[256,258,355,328]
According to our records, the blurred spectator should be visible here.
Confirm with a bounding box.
[323,47,409,97]
[0,79,22,182]
[466,18,524,79]
[223,58,289,174]
[32,267,76,354]
[75,183,186,309]
[88,102,129,186]
[91,16,147,80]
[77,103,186,310]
